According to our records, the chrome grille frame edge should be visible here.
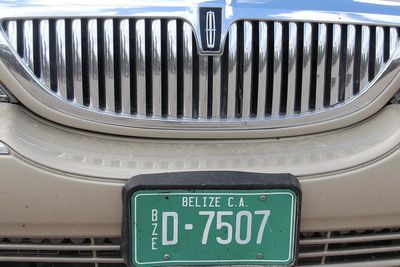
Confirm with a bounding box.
[1,1,400,137]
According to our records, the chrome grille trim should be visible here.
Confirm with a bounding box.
[199,55,208,118]
[345,25,356,101]
[2,18,400,134]
[87,19,99,109]
[242,21,252,119]
[301,23,313,113]
[72,19,83,105]
[136,19,146,117]
[375,27,385,76]
[151,19,161,117]
[55,19,67,99]
[257,21,268,117]
[39,20,50,88]
[330,24,341,106]
[360,26,370,91]
[120,19,130,115]
[104,18,115,113]
[183,21,193,119]
[286,22,297,116]
[22,20,34,70]
[272,22,283,117]
[6,20,16,51]
[167,20,178,118]
[227,23,237,119]
[315,23,327,111]
[212,56,221,118]
[390,27,399,57]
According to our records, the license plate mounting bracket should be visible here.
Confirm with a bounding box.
[122,171,302,267]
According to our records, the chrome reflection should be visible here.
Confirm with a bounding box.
[330,24,341,106]
[182,22,193,118]
[104,19,115,112]
[360,26,370,90]
[151,19,161,117]
[71,19,83,105]
[0,142,8,155]
[0,14,400,138]
[55,19,67,98]
[136,19,146,116]
[88,19,99,109]
[120,19,130,115]
[345,24,355,100]
[167,20,177,118]
[301,23,312,113]
[242,21,252,118]
[39,20,50,88]
[257,22,268,117]
[227,23,237,118]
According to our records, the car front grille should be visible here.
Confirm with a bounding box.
[298,228,400,266]
[1,18,399,131]
[2,228,400,266]
[0,237,123,265]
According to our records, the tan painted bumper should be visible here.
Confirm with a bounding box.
[0,103,399,237]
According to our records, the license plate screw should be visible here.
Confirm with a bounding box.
[163,254,170,261]
[260,195,266,201]
[256,252,264,259]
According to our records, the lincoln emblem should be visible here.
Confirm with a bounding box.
[199,7,222,53]
[205,11,216,48]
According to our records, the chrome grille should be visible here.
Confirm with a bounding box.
[2,19,400,124]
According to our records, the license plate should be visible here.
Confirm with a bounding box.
[122,172,301,267]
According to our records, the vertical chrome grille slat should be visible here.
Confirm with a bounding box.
[119,19,130,114]
[227,23,237,118]
[104,19,115,112]
[135,19,146,116]
[301,23,312,113]
[23,20,34,70]
[6,21,17,52]
[360,26,370,90]
[257,22,268,117]
[71,19,83,105]
[151,19,162,117]
[286,22,297,115]
[183,22,193,118]
[315,24,327,111]
[271,22,283,117]
[375,26,385,75]
[242,21,253,118]
[4,18,399,129]
[56,19,67,98]
[39,20,51,88]
[167,20,177,118]
[198,55,208,118]
[330,24,341,106]
[390,27,399,57]
[212,56,221,118]
[345,24,355,100]
[87,19,99,109]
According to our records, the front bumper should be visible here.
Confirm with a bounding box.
[0,103,399,237]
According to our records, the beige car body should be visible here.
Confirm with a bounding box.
[1,0,400,266]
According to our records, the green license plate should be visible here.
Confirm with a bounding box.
[130,189,297,266]
[122,172,301,267]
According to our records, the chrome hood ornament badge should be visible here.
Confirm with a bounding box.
[199,7,222,54]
